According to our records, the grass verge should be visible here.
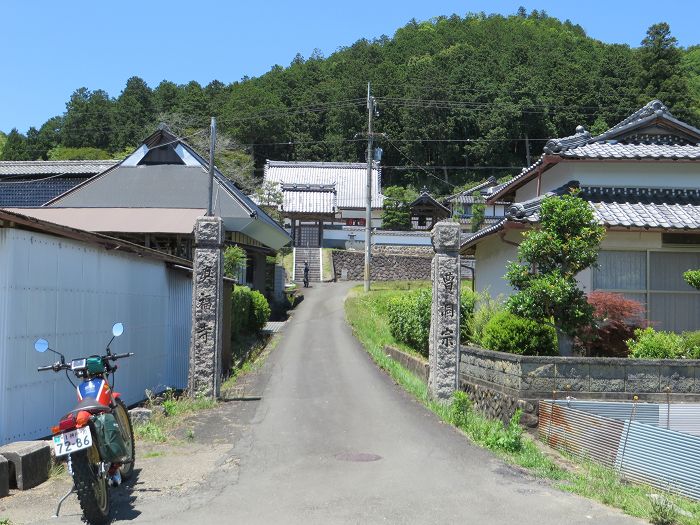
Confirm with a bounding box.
[134,334,277,443]
[345,284,700,525]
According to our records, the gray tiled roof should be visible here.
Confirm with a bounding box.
[281,190,336,214]
[0,160,117,176]
[264,161,384,210]
[558,142,700,160]
[506,183,700,230]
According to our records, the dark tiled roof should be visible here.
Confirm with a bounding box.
[506,182,700,230]
[0,177,87,206]
[409,191,451,214]
[558,142,700,160]
[460,218,507,250]
[0,160,117,176]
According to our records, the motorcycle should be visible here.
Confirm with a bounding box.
[35,322,135,524]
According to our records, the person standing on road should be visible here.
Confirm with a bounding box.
[303,261,310,287]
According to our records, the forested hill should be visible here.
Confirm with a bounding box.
[3,9,700,193]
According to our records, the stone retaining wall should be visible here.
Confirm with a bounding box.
[332,250,431,281]
[459,345,700,428]
[384,345,429,383]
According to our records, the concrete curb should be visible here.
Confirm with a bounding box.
[0,441,51,491]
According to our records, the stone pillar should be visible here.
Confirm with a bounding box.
[429,221,461,401]
[188,216,225,399]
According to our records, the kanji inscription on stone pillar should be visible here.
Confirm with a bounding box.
[429,221,461,401]
[189,216,224,399]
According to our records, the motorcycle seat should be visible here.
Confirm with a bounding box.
[69,397,112,414]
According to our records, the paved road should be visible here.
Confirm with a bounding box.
[8,282,642,524]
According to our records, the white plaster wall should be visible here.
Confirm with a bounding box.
[516,162,700,202]
[474,231,520,299]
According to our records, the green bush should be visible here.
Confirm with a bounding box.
[387,287,477,357]
[250,289,271,332]
[231,286,270,338]
[466,293,503,346]
[460,288,477,343]
[231,286,253,336]
[681,331,700,359]
[482,310,557,356]
[388,289,432,356]
[627,327,698,359]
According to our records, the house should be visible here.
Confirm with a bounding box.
[461,100,700,332]
[262,160,384,247]
[408,188,451,230]
[3,127,291,292]
[0,160,118,206]
[444,176,509,230]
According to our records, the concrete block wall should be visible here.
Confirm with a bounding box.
[459,345,700,427]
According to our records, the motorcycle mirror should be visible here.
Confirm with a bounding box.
[112,323,124,337]
[34,339,49,353]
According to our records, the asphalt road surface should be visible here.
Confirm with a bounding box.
[5,282,643,524]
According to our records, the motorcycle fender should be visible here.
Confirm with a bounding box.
[112,392,121,399]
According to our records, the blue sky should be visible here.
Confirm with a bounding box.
[3,0,699,134]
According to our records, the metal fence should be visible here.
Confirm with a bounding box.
[539,400,700,501]
[0,227,192,445]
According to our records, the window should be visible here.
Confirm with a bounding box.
[593,250,700,332]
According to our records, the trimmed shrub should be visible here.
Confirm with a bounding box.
[250,289,271,332]
[577,291,647,357]
[627,328,686,359]
[231,286,271,338]
[482,310,557,356]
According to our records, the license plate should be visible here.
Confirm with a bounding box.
[53,426,92,457]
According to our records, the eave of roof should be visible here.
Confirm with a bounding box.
[0,208,192,267]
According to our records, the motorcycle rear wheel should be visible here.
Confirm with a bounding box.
[72,446,110,524]
[113,397,135,480]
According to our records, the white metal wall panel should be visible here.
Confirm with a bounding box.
[0,228,192,445]
[166,269,192,389]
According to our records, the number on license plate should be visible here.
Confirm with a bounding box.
[53,426,92,457]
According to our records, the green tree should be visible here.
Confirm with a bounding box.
[47,146,112,160]
[0,128,30,160]
[638,23,697,123]
[0,131,6,157]
[505,192,605,354]
[153,80,181,116]
[61,88,113,149]
[112,76,155,151]
[224,245,247,279]
[381,186,417,230]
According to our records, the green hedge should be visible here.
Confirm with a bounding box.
[481,311,557,356]
[627,327,700,359]
[387,288,476,357]
[231,286,270,338]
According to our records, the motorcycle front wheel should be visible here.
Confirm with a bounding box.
[113,397,135,480]
[72,446,110,524]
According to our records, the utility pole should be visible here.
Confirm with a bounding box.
[364,83,376,292]
[207,117,217,216]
